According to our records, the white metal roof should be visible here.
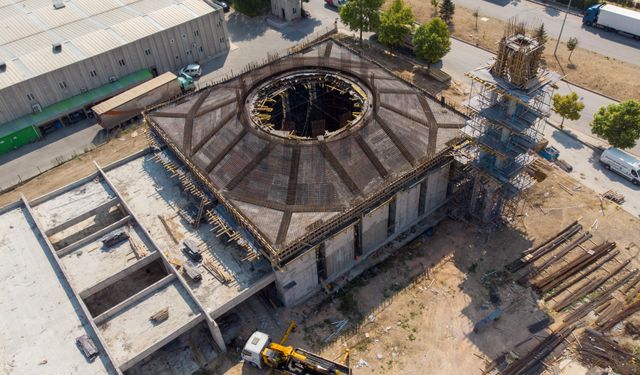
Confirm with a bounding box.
[0,0,216,90]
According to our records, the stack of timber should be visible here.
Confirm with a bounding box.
[206,210,259,262]
[507,220,582,275]
[150,308,169,323]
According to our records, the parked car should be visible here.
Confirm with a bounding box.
[179,64,202,78]
[214,0,230,12]
[600,147,640,185]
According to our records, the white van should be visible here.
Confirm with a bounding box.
[179,64,202,78]
[600,147,640,185]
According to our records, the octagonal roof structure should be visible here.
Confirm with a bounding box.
[146,38,465,266]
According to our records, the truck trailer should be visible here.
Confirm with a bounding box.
[92,72,194,129]
[583,4,640,39]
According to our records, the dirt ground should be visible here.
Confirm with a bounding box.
[0,125,147,207]
[213,162,640,375]
[397,0,640,102]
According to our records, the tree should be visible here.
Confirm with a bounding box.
[534,23,547,45]
[567,37,578,61]
[439,0,455,24]
[430,0,439,16]
[378,0,415,47]
[552,92,585,129]
[591,100,640,149]
[340,0,384,44]
[413,18,451,66]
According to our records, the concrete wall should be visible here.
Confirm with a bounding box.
[361,202,389,255]
[394,183,421,233]
[424,165,449,213]
[275,247,318,306]
[271,0,301,21]
[323,225,355,281]
[0,9,229,125]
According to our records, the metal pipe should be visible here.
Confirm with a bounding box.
[554,0,573,56]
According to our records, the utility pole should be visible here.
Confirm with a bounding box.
[554,0,572,56]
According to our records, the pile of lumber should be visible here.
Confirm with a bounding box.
[150,308,169,323]
[603,189,625,204]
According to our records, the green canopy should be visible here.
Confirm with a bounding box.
[0,69,153,139]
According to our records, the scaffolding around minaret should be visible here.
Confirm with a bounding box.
[459,21,561,225]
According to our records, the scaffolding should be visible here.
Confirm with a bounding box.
[460,26,561,225]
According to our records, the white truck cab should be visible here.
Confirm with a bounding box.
[241,331,270,369]
[600,147,640,185]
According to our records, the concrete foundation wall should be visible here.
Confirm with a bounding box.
[275,247,318,306]
[425,165,449,212]
[395,183,421,233]
[323,225,355,281]
[361,202,389,255]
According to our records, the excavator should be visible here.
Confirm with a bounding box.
[242,321,351,375]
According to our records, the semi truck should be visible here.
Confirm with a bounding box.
[583,4,640,39]
[92,72,194,129]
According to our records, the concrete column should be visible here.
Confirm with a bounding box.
[208,319,226,353]
[480,187,498,224]
[468,176,482,216]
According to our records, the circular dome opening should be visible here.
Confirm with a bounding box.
[249,69,368,140]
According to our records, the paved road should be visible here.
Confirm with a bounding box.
[455,0,640,65]
[0,120,106,191]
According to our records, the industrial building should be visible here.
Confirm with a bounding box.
[0,0,229,155]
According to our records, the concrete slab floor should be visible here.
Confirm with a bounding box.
[60,224,156,293]
[97,280,200,366]
[104,153,273,314]
[31,178,115,231]
[0,207,110,374]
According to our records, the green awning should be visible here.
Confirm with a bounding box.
[0,69,153,139]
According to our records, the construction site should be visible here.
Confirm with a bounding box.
[2,27,640,375]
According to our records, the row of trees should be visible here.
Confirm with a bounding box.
[340,0,454,65]
[553,93,640,149]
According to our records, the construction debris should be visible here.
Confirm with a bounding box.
[603,190,625,204]
[578,330,638,374]
[102,230,129,248]
[324,319,349,343]
[75,335,99,362]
